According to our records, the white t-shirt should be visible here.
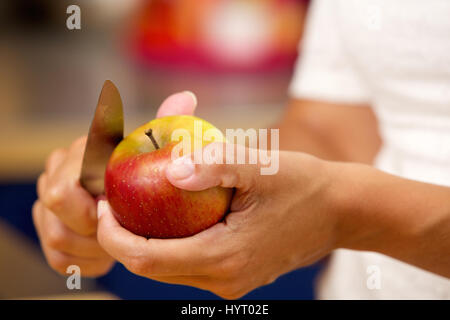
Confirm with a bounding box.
[289,0,450,299]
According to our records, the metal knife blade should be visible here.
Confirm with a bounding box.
[80,80,124,197]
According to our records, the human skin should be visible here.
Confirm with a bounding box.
[33,94,450,298]
[32,91,198,276]
[95,114,450,299]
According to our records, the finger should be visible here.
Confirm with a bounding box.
[37,173,47,200]
[166,142,259,191]
[97,200,227,276]
[45,148,68,176]
[32,200,44,236]
[33,201,108,259]
[34,202,114,276]
[156,91,197,118]
[69,136,88,153]
[43,175,97,236]
[41,205,111,259]
[42,137,97,236]
[42,244,114,277]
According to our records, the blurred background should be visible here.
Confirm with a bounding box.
[0,0,321,299]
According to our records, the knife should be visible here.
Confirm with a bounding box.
[80,80,124,197]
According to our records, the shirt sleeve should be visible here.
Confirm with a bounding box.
[288,0,370,103]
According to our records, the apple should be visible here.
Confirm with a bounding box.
[104,115,233,238]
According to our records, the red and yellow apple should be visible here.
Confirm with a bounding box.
[104,115,232,238]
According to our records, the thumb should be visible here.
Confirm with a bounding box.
[156,91,197,118]
[165,142,259,191]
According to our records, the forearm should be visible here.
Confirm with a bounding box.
[276,99,381,164]
[277,117,344,161]
[329,161,450,278]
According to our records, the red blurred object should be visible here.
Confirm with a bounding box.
[126,0,309,73]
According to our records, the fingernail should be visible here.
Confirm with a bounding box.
[167,156,195,180]
[183,91,197,107]
[93,196,106,220]
[97,200,106,219]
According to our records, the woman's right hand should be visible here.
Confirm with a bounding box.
[32,91,198,277]
[33,136,115,277]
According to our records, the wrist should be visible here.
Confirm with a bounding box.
[325,161,443,253]
[323,161,380,251]
[309,158,356,252]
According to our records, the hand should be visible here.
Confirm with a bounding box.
[33,91,197,277]
[33,137,114,276]
[96,99,340,299]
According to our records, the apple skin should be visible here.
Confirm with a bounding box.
[104,115,233,238]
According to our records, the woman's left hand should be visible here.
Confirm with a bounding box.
[96,143,340,299]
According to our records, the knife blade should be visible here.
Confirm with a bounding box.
[80,80,124,197]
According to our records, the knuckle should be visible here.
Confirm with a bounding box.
[42,184,65,212]
[46,148,66,171]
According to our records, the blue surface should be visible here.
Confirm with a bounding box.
[0,182,321,299]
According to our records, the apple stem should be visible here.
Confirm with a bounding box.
[145,129,160,150]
